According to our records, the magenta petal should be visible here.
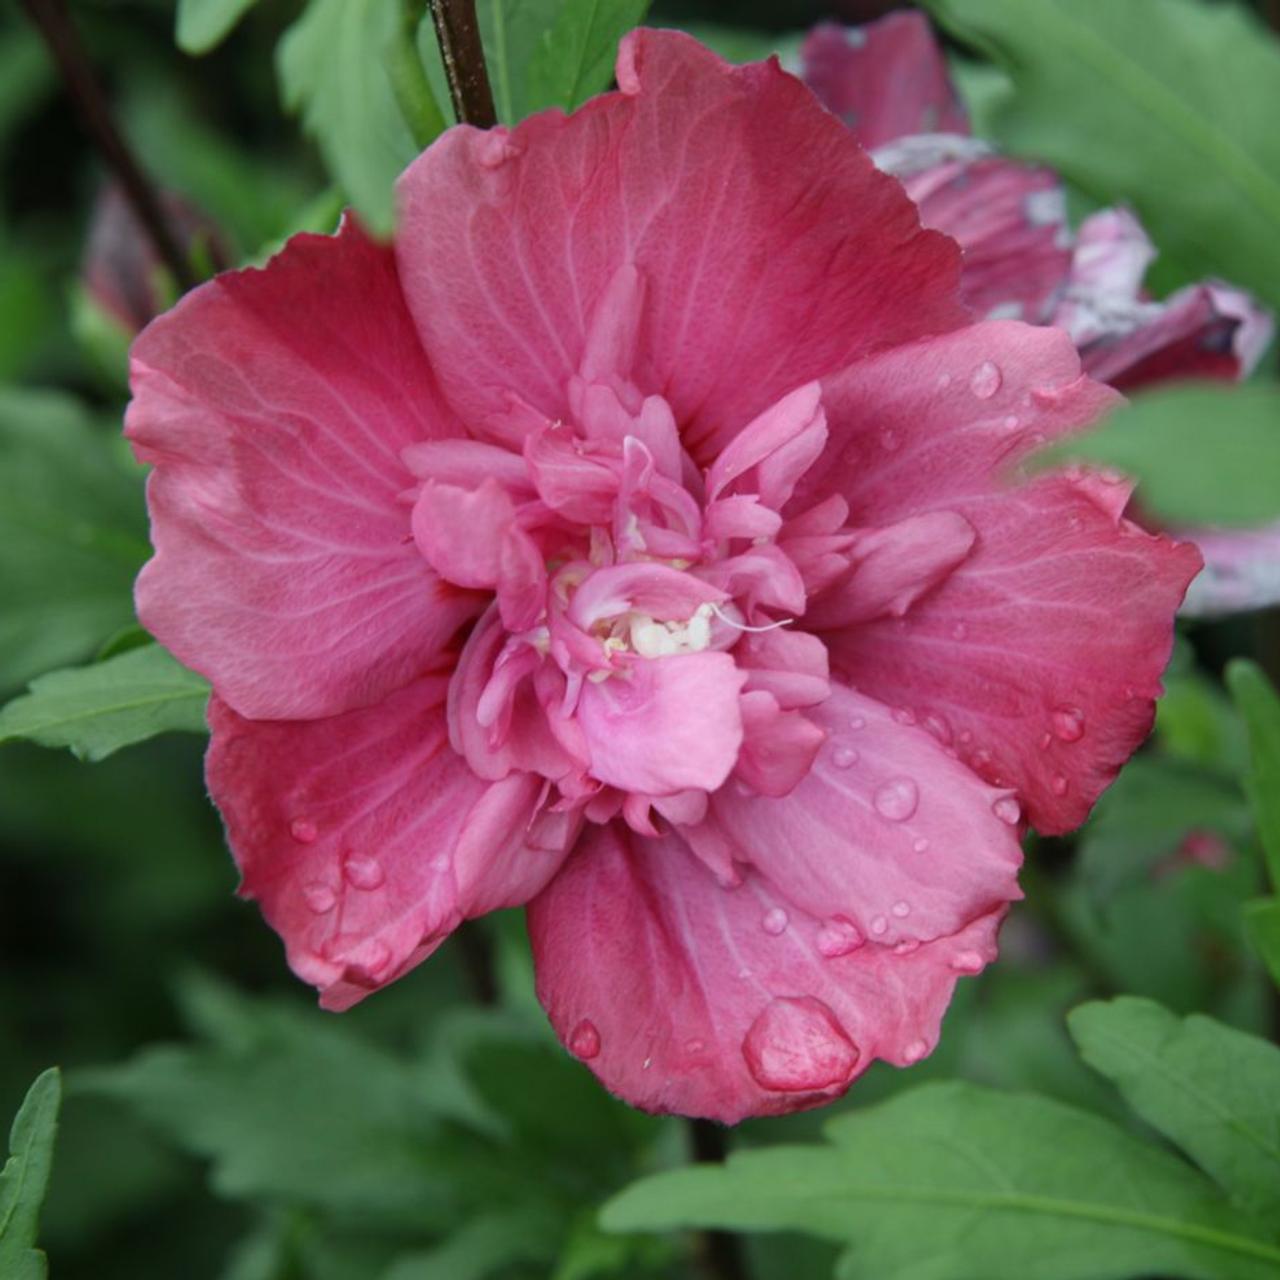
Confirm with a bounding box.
[801,15,968,149]
[805,321,1201,832]
[577,653,747,796]
[396,28,964,462]
[126,219,480,720]
[206,676,576,1010]
[412,479,518,589]
[528,821,1007,1122]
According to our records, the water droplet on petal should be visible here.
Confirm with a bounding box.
[937,372,953,389]
[891,900,911,918]
[1038,731,1052,750]
[1002,414,1020,433]
[913,837,930,853]
[569,1019,601,1060]
[892,706,917,726]
[290,818,318,844]
[322,931,359,962]
[362,940,392,977]
[969,360,1002,399]
[1051,705,1085,742]
[903,1038,930,1064]
[993,795,1021,825]
[951,622,968,640]
[832,745,859,769]
[893,939,920,955]
[880,428,900,451]
[344,855,385,890]
[302,882,335,914]
[950,949,985,974]
[848,715,866,731]
[816,916,864,958]
[1051,773,1069,797]
[430,854,451,872]
[958,730,973,746]
[923,713,951,745]
[741,996,860,1092]
[871,915,888,936]
[873,776,919,822]
[761,907,790,936]
[685,1038,706,1055]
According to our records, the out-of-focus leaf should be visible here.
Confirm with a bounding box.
[672,23,803,67]
[923,0,1280,310]
[176,0,260,55]
[602,1081,1280,1280]
[277,0,424,234]
[1226,661,1280,888]
[0,26,53,152]
[527,0,648,114]
[1158,662,1250,777]
[0,244,53,380]
[76,977,458,1220]
[1242,899,1280,988]
[0,644,209,762]
[1075,756,1247,904]
[381,1207,559,1280]
[1069,998,1280,1221]
[1032,384,1280,527]
[0,388,148,691]
[0,1069,61,1280]
[476,0,565,123]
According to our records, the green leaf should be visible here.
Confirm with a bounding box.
[381,1208,559,1280]
[0,644,210,762]
[77,976,460,1220]
[1242,898,1280,988]
[477,0,566,124]
[922,0,1280,310]
[1225,660,1280,888]
[175,0,260,55]
[0,1069,62,1280]
[1076,756,1248,905]
[277,0,427,234]
[0,388,149,691]
[527,0,648,114]
[1069,998,1280,1221]
[602,1081,1280,1280]
[1032,384,1280,527]
[671,23,803,67]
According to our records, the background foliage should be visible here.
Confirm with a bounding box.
[1,1,1278,1277]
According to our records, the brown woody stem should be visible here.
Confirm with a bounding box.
[426,0,498,128]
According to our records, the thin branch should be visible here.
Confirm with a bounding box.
[426,0,498,128]
[388,0,447,148]
[455,920,499,1005]
[687,1120,751,1280]
[21,0,197,293]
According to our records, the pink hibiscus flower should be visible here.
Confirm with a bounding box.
[803,12,1277,619]
[125,30,1199,1122]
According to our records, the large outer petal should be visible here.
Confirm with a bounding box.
[126,219,482,720]
[800,16,968,148]
[396,28,965,462]
[528,821,1006,1123]
[207,675,577,1011]
[800,322,1200,834]
[710,686,1022,950]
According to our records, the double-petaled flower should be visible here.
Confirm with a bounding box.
[126,30,1199,1122]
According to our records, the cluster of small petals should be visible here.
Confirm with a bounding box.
[127,27,1200,1123]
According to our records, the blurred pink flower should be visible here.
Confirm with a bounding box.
[126,31,1198,1121]
[803,14,1277,619]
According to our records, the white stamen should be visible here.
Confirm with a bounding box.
[709,602,793,634]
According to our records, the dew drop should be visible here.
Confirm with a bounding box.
[937,372,953,389]
[761,907,790,936]
[1050,705,1085,742]
[969,360,1002,399]
[903,1038,930,1064]
[880,428,900,451]
[344,855,386,890]
[923,713,951,745]
[685,1038,706,1055]
[816,916,864,958]
[362,940,392,977]
[1038,731,1052,750]
[993,795,1021,825]
[913,837,930,853]
[569,1019,601,1060]
[873,776,919,822]
[871,914,888,936]
[951,622,968,640]
[741,996,860,1092]
[289,818,318,844]
[302,882,335,914]
[1051,773,1069,797]
[848,715,866,731]
[832,745,859,769]
[958,730,974,746]
[891,900,911,918]
[1002,414,1020,433]
[893,940,920,955]
[950,949,985,974]
[892,706,917,726]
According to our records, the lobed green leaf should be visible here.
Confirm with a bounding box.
[0,1069,62,1280]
